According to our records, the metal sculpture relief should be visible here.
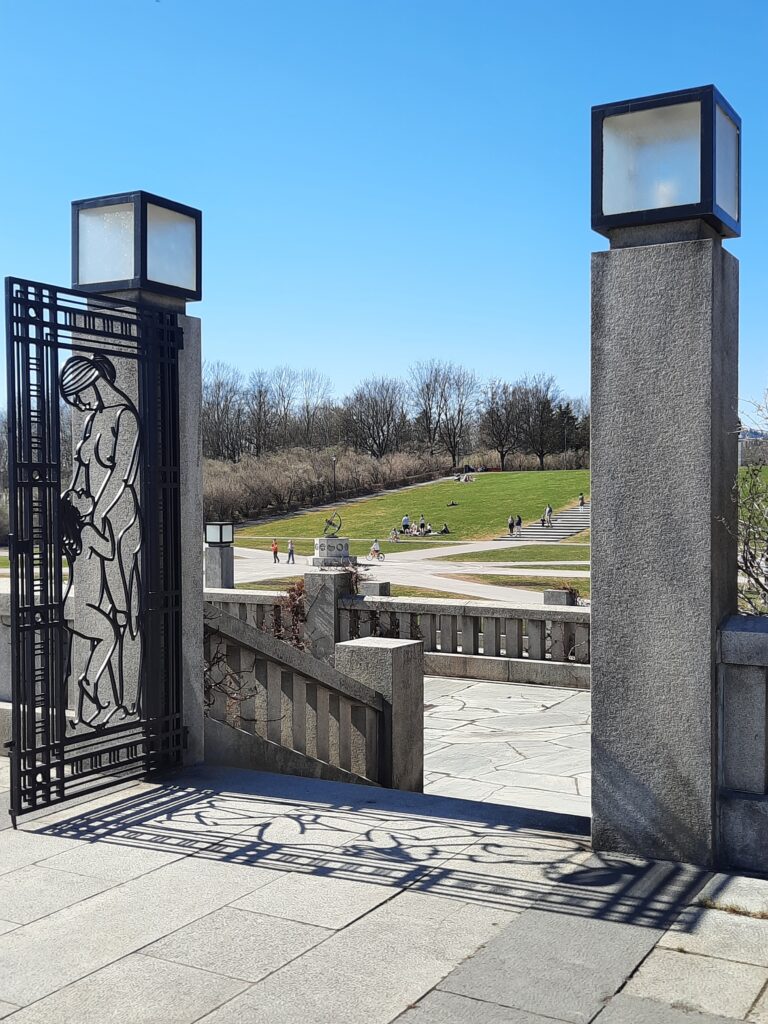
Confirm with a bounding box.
[60,354,143,727]
[323,511,342,537]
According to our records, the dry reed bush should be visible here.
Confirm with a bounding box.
[203,447,449,520]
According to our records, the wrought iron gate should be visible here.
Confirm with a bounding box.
[5,278,185,821]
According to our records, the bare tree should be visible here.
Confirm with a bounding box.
[479,380,519,470]
[344,377,409,458]
[438,364,479,468]
[515,373,562,470]
[202,362,247,461]
[242,370,272,456]
[409,360,448,455]
[298,369,332,447]
[270,366,299,448]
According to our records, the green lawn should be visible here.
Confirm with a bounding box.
[237,470,590,545]
[565,528,591,544]
[0,555,8,570]
[235,578,480,600]
[433,543,590,564]
[445,572,591,599]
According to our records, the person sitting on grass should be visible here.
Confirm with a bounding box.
[440,522,450,534]
[426,521,433,534]
[389,527,399,543]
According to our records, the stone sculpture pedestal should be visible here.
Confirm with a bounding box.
[309,536,357,567]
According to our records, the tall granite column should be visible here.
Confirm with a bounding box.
[591,221,739,866]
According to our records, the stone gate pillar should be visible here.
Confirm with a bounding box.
[591,225,739,865]
[589,86,742,866]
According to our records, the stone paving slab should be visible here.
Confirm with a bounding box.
[5,952,249,1024]
[395,989,564,1022]
[623,948,768,1019]
[0,864,114,925]
[660,904,768,966]
[438,907,666,1024]
[0,853,279,1006]
[196,891,516,1024]
[144,906,331,982]
[424,679,591,816]
[231,870,401,928]
[593,993,743,1023]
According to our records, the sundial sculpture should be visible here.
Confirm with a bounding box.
[312,510,355,565]
[322,511,342,537]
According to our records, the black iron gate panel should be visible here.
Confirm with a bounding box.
[5,278,184,821]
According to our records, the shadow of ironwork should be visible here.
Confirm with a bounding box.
[29,766,708,930]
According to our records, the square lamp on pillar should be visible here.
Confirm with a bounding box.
[592,84,740,238]
[204,522,234,547]
[72,191,202,302]
[204,523,235,589]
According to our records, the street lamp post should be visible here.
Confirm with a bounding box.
[590,85,740,867]
[332,456,337,502]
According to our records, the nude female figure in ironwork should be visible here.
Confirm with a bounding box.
[60,353,142,727]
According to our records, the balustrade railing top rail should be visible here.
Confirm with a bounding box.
[337,594,590,666]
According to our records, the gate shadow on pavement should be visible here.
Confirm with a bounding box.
[30,765,708,931]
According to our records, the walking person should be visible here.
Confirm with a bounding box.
[515,514,522,538]
[271,539,279,563]
[545,504,553,528]
[508,514,514,536]
[579,492,585,508]
[287,539,295,564]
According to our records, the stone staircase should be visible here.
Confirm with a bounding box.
[508,501,591,543]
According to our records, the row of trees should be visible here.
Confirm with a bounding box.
[202,361,590,470]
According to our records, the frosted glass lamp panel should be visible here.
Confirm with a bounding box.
[205,524,220,545]
[146,203,197,291]
[78,203,135,284]
[602,102,701,214]
[221,524,234,544]
[716,106,739,220]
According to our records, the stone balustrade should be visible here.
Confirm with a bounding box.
[203,600,423,790]
[717,614,768,871]
[337,594,591,688]
[205,588,305,645]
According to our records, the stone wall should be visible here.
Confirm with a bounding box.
[718,614,768,872]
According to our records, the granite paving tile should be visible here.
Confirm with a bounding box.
[196,891,515,1024]
[144,906,331,981]
[623,948,768,1019]
[4,952,248,1024]
[0,864,115,924]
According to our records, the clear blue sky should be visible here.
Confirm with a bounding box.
[1,0,766,405]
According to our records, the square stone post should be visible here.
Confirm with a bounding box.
[303,569,353,664]
[591,223,739,865]
[204,545,235,590]
[178,314,205,765]
[335,637,424,791]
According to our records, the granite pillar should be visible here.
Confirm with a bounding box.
[204,545,235,590]
[591,225,739,865]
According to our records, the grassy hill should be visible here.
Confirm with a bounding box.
[237,470,590,546]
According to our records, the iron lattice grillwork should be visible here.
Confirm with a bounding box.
[5,278,185,821]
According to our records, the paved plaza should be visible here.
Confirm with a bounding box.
[229,538,590,604]
[424,677,590,816]
[0,765,765,1023]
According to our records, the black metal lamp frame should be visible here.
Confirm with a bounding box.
[591,85,741,239]
[72,190,202,301]
[205,522,234,547]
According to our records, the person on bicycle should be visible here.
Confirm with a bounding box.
[370,538,381,558]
